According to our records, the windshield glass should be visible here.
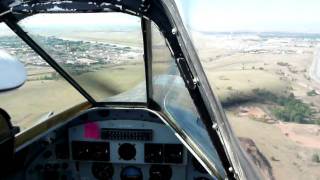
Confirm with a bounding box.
[18,13,146,103]
[0,23,85,131]
[177,1,320,180]
[150,22,226,178]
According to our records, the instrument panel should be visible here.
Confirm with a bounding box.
[68,120,187,179]
[24,108,214,180]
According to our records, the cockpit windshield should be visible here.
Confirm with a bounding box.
[3,3,229,177]
[18,13,146,102]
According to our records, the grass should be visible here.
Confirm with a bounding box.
[61,31,143,47]
[0,79,85,129]
[205,70,289,105]
[307,90,318,96]
[252,89,318,124]
[72,63,145,100]
[225,111,320,180]
[312,153,320,163]
[0,63,145,130]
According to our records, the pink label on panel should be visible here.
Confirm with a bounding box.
[84,122,100,139]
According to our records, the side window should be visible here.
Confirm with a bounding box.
[0,23,85,131]
[150,22,226,178]
[185,1,320,180]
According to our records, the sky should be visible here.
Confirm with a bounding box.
[19,13,139,28]
[177,0,320,33]
[1,1,320,34]
[0,13,140,36]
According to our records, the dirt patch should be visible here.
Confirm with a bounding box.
[238,106,275,123]
[239,137,275,180]
[276,122,320,149]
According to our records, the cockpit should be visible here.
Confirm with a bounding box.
[20,107,214,180]
[0,0,261,180]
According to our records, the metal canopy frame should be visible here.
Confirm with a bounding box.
[0,0,262,179]
[4,18,97,104]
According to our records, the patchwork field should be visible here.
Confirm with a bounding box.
[197,32,320,180]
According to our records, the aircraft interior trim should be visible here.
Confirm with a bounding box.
[15,108,213,180]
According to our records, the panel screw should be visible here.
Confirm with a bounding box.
[193,77,199,86]
[212,123,218,130]
[172,28,177,35]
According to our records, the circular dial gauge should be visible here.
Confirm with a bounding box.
[118,143,136,160]
[120,166,143,180]
[149,165,172,180]
[91,162,114,180]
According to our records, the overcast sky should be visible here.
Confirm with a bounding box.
[177,0,320,33]
[19,13,139,28]
[1,1,320,34]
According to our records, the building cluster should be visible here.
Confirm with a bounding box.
[0,35,143,67]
